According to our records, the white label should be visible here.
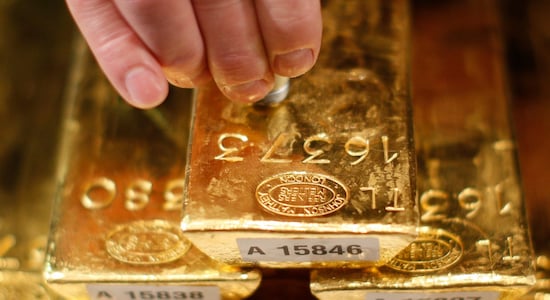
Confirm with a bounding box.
[237,237,379,262]
[86,284,220,300]
[366,291,500,300]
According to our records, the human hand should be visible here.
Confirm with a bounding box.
[65,0,323,109]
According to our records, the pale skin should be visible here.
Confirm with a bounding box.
[66,0,323,109]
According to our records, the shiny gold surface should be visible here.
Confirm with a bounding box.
[311,0,535,299]
[1,1,71,299]
[510,0,550,258]
[0,118,56,300]
[44,40,260,300]
[506,0,550,292]
[1,0,548,298]
[520,254,550,299]
[181,0,418,268]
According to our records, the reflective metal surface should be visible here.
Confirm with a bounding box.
[44,39,261,300]
[311,1,535,299]
[519,254,550,299]
[182,0,418,268]
[1,0,548,298]
[0,1,71,299]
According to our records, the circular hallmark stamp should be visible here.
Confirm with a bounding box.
[386,226,463,273]
[255,171,349,217]
[105,220,191,265]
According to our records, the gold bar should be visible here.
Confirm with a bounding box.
[0,145,55,298]
[0,135,60,300]
[0,102,57,299]
[44,39,261,300]
[181,0,418,268]
[1,2,67,298]
[310,0,535,298]
[519,254,550,299]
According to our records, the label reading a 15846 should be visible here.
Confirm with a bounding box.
[366,291,500,300]
[237,238,379,262]
[86,285,220,300]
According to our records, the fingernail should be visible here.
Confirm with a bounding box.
[274,48,314,77]
[222,79,273,103]
[164,66,211,88]
[164,70,193,87]
[125,66,167,108]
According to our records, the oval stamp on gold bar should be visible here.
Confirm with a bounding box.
[255,172,349,217]
[385,226,463,273]
[105,220,191,265]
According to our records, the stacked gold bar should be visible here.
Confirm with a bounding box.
[0,85,57,300]
[0,0,547,299]
[0,2,69,298]
[0,121,57,300]
[311,1,536,299]
[43,39,261,300]
[181,0,418,269]
[519,254,550,299]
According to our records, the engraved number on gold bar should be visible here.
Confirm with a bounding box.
[216,133,399,165]
[476,239,494,265]
[476,237,523,264]
[493,140,515,216]
[420,188,483,222]
[420,181,515,222]
[494,179,513,216]
[345,136,370,165]
[81,177,185,211]
[502,236,520,262]
[302,133,332,164]
[124,179,152,211]
[260,132,295,163]
[386,188,405,212]
[214,133,248,162]
[0,234,19,270]
[360,187,405,212]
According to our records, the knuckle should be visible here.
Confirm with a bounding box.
[162,45,204,69]
[213,51,264,83]
[191,0,240,11]
[95,30,135,60]
[273,12,311,31]
[123,0,158,11]
[260,0,321,32]
[274,11,321,39]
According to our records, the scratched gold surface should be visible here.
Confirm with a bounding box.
[311,1,535,299]
[181,0,418,268]
[43,39,260,300]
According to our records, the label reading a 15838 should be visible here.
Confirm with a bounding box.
[366,291,500,300]
[86,285,220,300]
[255,172,349,217]
[237,238,379,262]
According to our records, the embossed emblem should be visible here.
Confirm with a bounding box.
[255,171,349,217]
[105,220,191,265]
[386,226,463,273]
